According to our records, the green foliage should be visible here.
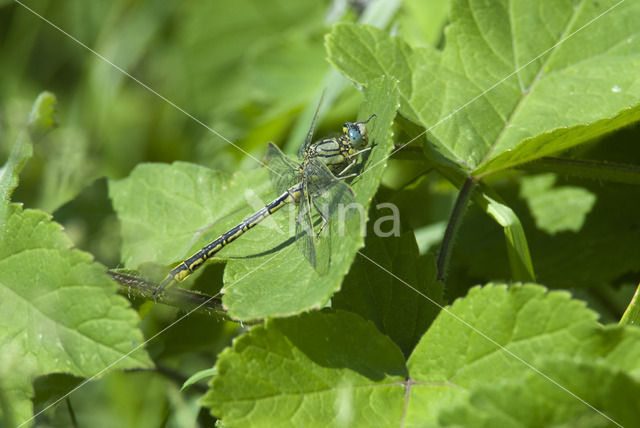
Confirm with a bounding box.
[0,96,152,426]
[221,77,399,320]
[0,92,56,210]
[519,173,596,234]
[182,368,217,392]
[203,285,640,427]
[201,310,408,427]
[3,1,640,427]
[334,228,443,357]
[0,204,153,424]
[110,77,399,320]
[327,0,640,175]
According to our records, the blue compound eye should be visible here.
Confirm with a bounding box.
[348,127,361,142]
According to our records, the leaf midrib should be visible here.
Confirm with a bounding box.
[477,1,585,170]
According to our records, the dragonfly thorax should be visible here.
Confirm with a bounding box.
[301,113,376,175]
[303,136,354,173]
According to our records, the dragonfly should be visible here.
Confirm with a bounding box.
[153,98,375,299]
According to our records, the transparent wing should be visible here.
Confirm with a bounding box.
[295,188,317,269]
[304,158,356,221]
[292,160,355,275]
[296,90,326,159]
[265,143,299,195]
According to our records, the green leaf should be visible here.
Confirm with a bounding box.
[620,284,640,326]
[182,368,217,391]
[396,0,449,47]
[327,1,640,176]
[334,229,443,356]
[201,284,640,426]
[474,183,535,282]
[439,359,640,427]
[0,203,152,426]
[109,163,272,269]
[200,310,407,427]
[452,179,640,290]
[0,92,56,208]
[405,284,640,426]
[519,173,596,234]
[222,77,399,320]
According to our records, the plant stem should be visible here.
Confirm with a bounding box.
[66,398,78,428]
[519,157,640,185]
[437,176,477,282]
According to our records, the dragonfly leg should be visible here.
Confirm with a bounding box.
[316,217,329,237]
[338,159,358,176]
[338,173,358,180]
[312,198,330,237]
[338,146,372,177]
[351,146,372,157]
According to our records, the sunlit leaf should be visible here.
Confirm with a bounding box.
[0,204,152,426]
[327,1,640,176]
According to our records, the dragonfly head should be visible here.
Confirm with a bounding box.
[343,113,376,149]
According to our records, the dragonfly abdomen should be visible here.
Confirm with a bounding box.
[154,183,303,298]
[203,184,302,258]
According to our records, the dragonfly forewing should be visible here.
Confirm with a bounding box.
[295,188,317,269]
[297,90,325,160]
[266,142,299,195]
[304,158,356,220]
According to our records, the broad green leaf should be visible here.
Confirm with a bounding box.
[334,229,443,356]
[404,284,640,426]
[109,163,272,269]
[327,0,640,176]
[439,359,640,427]
[222,77,399,320]
[519,173,596,234]
[201,284,640,426]
[201,310,407,427]
[0,204,152,426]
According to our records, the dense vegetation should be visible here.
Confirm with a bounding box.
[2,1,640,426]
